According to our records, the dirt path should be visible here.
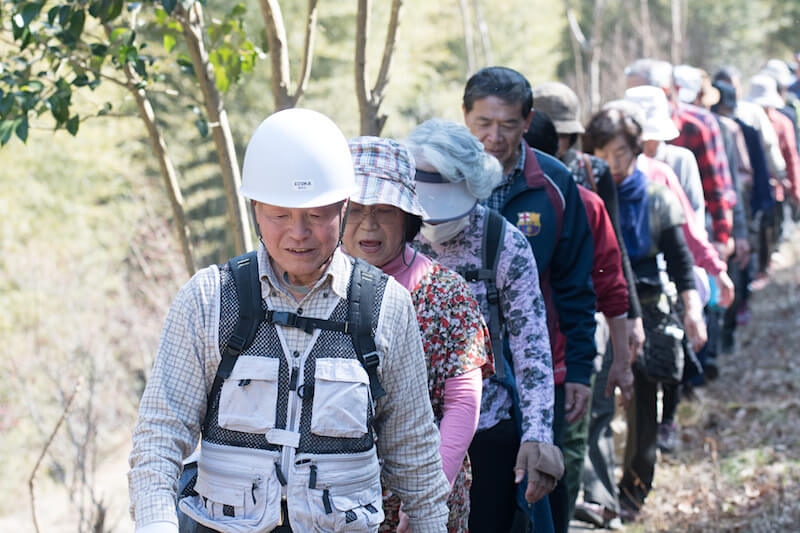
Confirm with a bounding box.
[572,233,800,532]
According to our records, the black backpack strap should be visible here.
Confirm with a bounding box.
[203,251,264,432]
[349,259,386,401]
[483,209,506,379]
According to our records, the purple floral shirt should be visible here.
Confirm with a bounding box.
[414,204,554,443]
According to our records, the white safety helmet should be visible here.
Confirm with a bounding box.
[240,108,357,208]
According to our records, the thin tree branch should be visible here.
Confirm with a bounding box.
[355,0,370,116]
[292,0,319,105]
[259,0,293,110]
[29,379,82,533]
[372,0,403,103]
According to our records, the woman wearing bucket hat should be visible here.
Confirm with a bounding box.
[406,119,564,533]
[342,136,494,533]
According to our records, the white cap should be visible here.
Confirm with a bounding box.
[624,85,680,142]
[673,65,702,104]
[746,74,784,109]
[761,59,795,88]
[240,109,357,208]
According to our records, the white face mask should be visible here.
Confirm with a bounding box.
[420,216,470,244]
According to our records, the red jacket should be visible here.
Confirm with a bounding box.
[553,186,629,364]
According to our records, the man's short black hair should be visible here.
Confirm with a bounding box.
[463,66,533,119]
[524,110,558,156]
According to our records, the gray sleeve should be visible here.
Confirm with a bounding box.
[372,280,449,533]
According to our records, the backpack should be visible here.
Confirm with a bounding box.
[177,252,384,529]
[457,208,508,380]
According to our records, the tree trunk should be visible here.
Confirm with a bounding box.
[103,21,197,275]
[670,0,683,65]
[639,0,653,57]
[259,0,320,111]
[471,0,492,66]
[126,69,197,275]
[563,0,587,117]
[457,0,477,76]
[355,0,404,136]
[180,3,252,256]
[588,0,606,113]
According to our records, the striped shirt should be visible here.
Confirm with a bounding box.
[128,244,449,532]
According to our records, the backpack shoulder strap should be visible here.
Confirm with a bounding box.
[203,251,264,432]
[582,153,597,192]
[482,208,507,379]
[349,259,386,400]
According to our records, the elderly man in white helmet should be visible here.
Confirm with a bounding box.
[128,109,450,533]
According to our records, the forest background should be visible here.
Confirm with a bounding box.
[1,0,798,531]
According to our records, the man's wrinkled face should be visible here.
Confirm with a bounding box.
[464,96,532,174]
[254,200,345,286]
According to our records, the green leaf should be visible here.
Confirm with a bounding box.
[68,9,85,40]
[213,63,228,92]
[176,55,194,76]
[134,58,146,78]
[109,27,127,42]
[194,117,208,137]
[162,0,177,15]
[154,7,167,25]
[0,94,14,116]
[58,5,70,26]
[127,29,136,46]
[15,115,28,142]
[47,6,59,26]
[19,2,44,28]
[163,33,176,53]
[66,114,79,135]
[90,43,108,57]
[97,102,112,116]
[73,74,89,86]
[229,3,246,18]
[88,78,101,90]
[0,120,17,145]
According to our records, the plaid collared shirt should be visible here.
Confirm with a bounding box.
[670,105,732,244]
[483,141,527,211]
[128,244,449,532]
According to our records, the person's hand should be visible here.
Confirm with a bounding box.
[397,508,410,533]
[734,238,751,270]
[513,441,564,503]
[564,382,590,424]
[627,317,645,361]
[683,307,707,352]
[715,271,735,308]
[605,360,634,407]
[713,239,734,262]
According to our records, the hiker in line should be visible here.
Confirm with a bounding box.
[523,94,636,529]
[461,67,597,533]
[128,109,450,533]
[406,118,563,533]
[584,108,707,521]
[341,136,494,532]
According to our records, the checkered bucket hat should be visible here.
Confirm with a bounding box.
[348,136,427,217]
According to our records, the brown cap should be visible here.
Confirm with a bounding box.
[532,82,585,134]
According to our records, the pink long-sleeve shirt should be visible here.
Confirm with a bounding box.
[637,154,727,275]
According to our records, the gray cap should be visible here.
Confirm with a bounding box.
[532,82,585,134]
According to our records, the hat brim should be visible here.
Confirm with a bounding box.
[749,95,785,109]
[552,119,585,135]
[415,181,477,223]
[642,121,680,142]
[351,176,428,217]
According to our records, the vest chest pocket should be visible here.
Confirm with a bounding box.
[218,356,280,433]
[311,358,370,438]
